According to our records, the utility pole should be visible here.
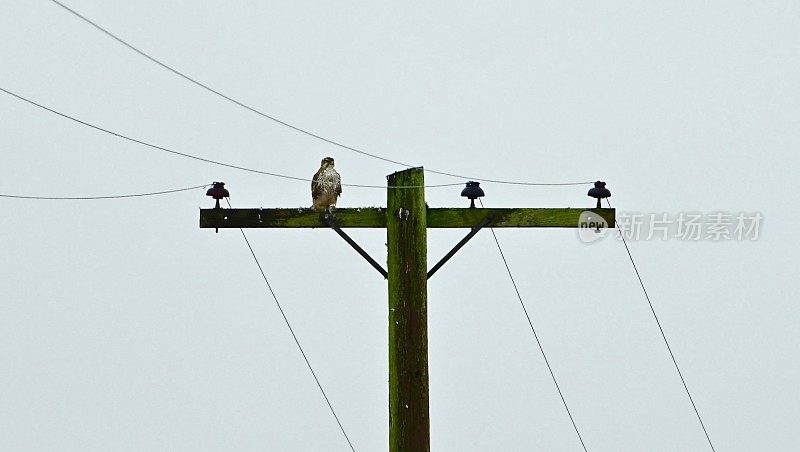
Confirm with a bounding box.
[386,168,429,450]
[200,167,614,452]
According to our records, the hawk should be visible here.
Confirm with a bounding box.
[311,156,342,210]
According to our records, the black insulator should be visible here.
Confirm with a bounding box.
[206,182,229,211]
[587,181,611,208]
[461,181,485,208]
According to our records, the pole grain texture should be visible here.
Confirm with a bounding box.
[387,167,430,452]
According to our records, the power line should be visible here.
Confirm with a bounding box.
[48,0,593,187]
[229,198,356,452]
[480,199,588,452]
[0,183,209,200]
[0,86,307,183]
[607,199,716,452]
[0,86,460,190]
[0,86,590,189]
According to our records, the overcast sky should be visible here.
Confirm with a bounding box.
[1,1,798,451]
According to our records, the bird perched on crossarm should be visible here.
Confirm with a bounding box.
[311,156,342,211]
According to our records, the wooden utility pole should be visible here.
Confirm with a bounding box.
[386,168,429,450]
[199,167,615,452]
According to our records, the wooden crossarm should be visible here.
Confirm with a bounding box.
[199,207,615,229]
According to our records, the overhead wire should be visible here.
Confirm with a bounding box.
[228,198,357,452]
[0,86,460,190]
[606,198,716,452]
[479,199,589,451]
[0,183,209,200]
[48,0,593,187]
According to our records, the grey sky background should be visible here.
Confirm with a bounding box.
[1,1,798,451]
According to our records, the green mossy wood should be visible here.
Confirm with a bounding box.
[200,207,615,229]
[387,168,430,452]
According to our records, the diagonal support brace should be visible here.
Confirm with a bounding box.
[324,215,388,279]
[427,216,493,279]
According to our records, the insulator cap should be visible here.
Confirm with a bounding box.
[460,181,485,200]
[587,181,611,199]
[206,182,229,200]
